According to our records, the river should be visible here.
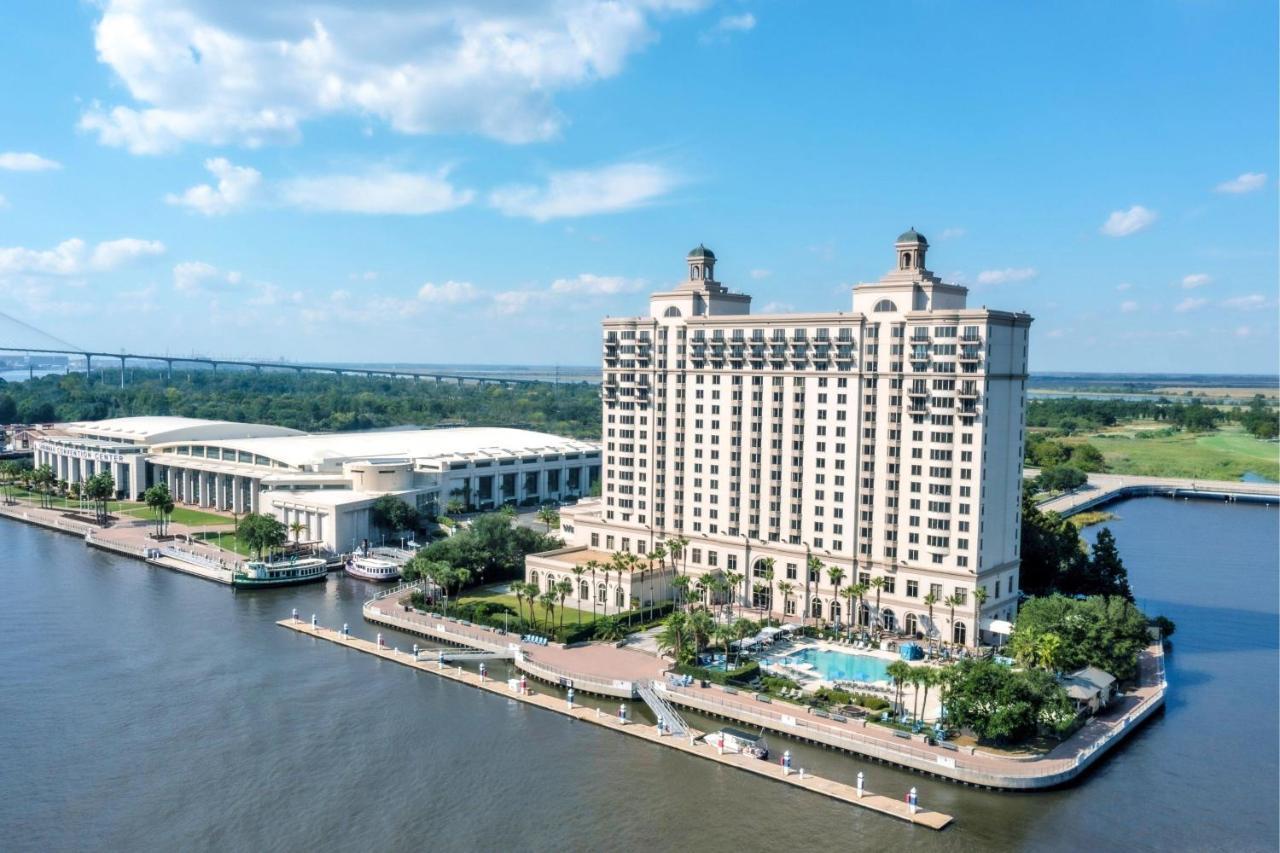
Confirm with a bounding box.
[1,497,1276,852]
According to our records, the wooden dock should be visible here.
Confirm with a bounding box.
[277,618,953,830]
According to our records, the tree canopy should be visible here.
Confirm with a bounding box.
[413,512,561,586]
[1011,595,1152,681]
[371,495,419,534]
[236,512,288,559]
[941,658,1074,744]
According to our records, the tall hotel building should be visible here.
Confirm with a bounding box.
[542,230,1031,647]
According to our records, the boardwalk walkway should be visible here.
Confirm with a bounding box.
[1034,471,1279,517]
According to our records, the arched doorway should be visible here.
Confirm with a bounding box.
[953,621,967,646]
[905,612,919,637]
[810,598,823,619]
[830,600,842,626]
[881,608,896,632]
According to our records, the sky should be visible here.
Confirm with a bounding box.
[0,0,1276,373]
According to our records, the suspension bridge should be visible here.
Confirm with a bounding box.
[0,310,550,387]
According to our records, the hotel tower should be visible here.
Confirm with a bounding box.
[541,230,1032,647]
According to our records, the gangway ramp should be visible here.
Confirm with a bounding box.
[639,681,689,737]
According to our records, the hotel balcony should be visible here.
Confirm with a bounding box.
[959,349,982,362]
[958,385,980,398]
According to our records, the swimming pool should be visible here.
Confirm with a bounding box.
[779,647,892,683]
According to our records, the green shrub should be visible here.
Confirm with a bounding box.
[675,660,761,687]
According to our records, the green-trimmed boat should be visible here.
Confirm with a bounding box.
[232,557,329,588]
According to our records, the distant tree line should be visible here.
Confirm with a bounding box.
[1026,395,1274,435]
[0,369,602,439]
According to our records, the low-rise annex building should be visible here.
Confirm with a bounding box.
[34,416,601,552]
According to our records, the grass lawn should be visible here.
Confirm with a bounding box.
[1064,424,1279,481]
[457,583,604,627]
[114,505,236,527]
[193,531,255,556]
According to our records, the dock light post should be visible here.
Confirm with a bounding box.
[479,662,487,682]
[376,632,383,648]
[856,772,864,799]
[656,717,665,736]
[782,750,792,776]
[438,649,445,669]
[342,623,349,638]
[618,704,628,725]
[311,614,317,630]
[412,643,418,658]
[908,787,918,815]
[292,608,298,622]
[519,675,527,694]
[567,687,575,709]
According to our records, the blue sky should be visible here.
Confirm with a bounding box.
[0,1,1276,373]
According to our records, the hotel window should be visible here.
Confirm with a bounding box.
[929,583,943,599]
[906,579,918,598]
[953,588,967,605]
[591,532,600,547]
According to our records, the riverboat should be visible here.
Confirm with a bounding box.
[232,557,329,588]
[345,556,402,582]
[712,727,770,760]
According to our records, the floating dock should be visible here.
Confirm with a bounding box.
[277,618,952,830]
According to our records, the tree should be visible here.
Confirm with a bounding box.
[536,505,559,532]
[445,497,466,516]
[84,471,115,524]
[941,658,1074,743]
[917,667,939,723]
[370,495,418,537]
[514,581,528,625]
[0,393,17,423]
[973,586,989,642]
[584,559,601,623]
[852,583,869,635]
[570,566,587,624]
[713,623,734,666]
[539,590,556,631]
[841,586,858,640]
[1019,490,1089,597]
[826,565,845,628]
[731,618,756,667]
[777,581,796,623]
[886,660,912,716]
[237,512,287,559]
[1011,594,1152,680]
[1035,465,1088,493]
[289,521,305,544]
[658,612,692,664]
[672,575,692,612]
[870,576,886,628]
[666,535,689,575]
[725,570,744,620]
[555,579,573,632]
[944,594,961,647]
[1082,528,1133,601]
[923,591,939,640]
[143,483,173,536]
[688,608,715,653]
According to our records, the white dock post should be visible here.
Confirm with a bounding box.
[782,750,792,776]
[908,787,918,814]
[856,772,864,799]
[311,614,317,630]
[567,687,575,709]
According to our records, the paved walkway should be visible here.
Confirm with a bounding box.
[1035,472,1279,517]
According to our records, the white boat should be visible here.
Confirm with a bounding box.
[232,557,328,588]
[345,555,402,582]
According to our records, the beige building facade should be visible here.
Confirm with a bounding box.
[540,231,1032,647]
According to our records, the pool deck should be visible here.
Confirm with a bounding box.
[277,616,953,830]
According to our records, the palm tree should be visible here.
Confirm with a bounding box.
[870,576,886,630]
[826,565,845,630]
[751,581,767,618]
[713,623,734,669]
[644,546,665,621]
[944,594,961,649]
[289,521,305,544]
[1036,632,1064,672]
[585,559,601,623]
[536,505,559,532]
[539,591,556,631]
[776,581,795,622]
[688,608,714,655]
[693,576,709,608]
[805,555,823,626]
[523,582,541,625]
[672,575,692,612]
[731,618,756,667]
[886,660,912,717]
[657,612,690,664]
[571,566,587,624]
[917,667,939,723]
[909,668,928,722]
[841,586,858,640]
[667,535,689,576]
[851,582,869,638]
[514,582,527,626]
[972,586,989,646]
[555,579,573,632]
[923,592,938,642]
[725,570,743,619]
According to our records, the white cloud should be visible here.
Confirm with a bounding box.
[717,12,756,32]
[79,1,703,154]
[173,261,220,293]
[1100,205,1157,237]
[1116,282,1133,292]
[417,280,480,303]
[549,273,644,295]
[1120,300,1139,313]
[1174,297,1208,313]
[1181,273,1211,289]
[0,237,164,276]
[1215,172,1267,194]
[976,267,1038,285]
[165,157,261,215]
[0,152,61,171]
[492,290,543,315]
[1221,294,1268,310]
[749,268,771,280]
[939,227,966,240]
[280,170,473,214]
[90,238,165,270]
[1235,326,1252,338]
[490,162,678,221]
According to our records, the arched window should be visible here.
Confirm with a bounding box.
[830,600,842,625]
[901,251,911,269]
[881,608,896,632]
[905,612,919,637]
[597,583,607,604]
[615,587,625,609]
[530,571,539,588]
[663,306,681,317]
[858,603,871,627]
[953,621,967,646]
[752,583,772,611]
[546,576,556,593]
[752,558,771,578]
[579,580,589,600]
[873,299,897,313]
[811,598,823,618]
